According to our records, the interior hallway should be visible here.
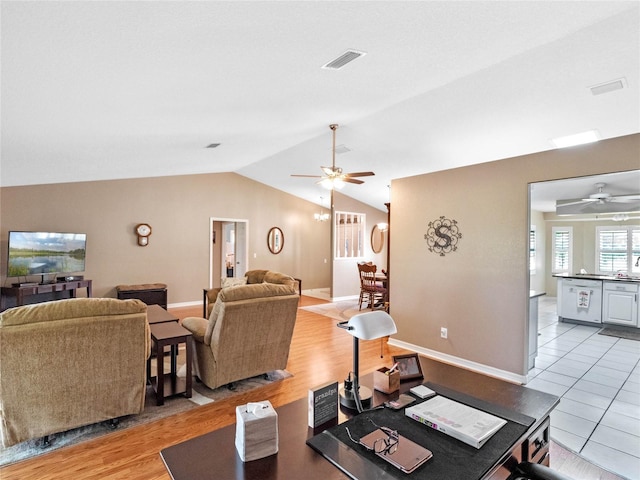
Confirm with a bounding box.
[527,296,640,479]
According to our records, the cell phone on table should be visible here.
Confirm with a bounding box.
[360,429,433,473]
[384,393,415,410]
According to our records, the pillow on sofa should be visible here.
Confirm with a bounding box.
[245,269,269,284]
[221,276,247,289]
[263,271,296,287]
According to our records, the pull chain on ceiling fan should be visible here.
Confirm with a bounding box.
[291,124,374,190]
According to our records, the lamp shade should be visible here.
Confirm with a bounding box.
[342,311,397,340]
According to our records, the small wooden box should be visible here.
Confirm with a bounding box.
[373,367,400,394]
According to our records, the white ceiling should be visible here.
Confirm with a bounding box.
[1,1,639,212]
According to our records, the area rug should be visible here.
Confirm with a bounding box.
[598,327,640,341]
[0,369,291,467]
[300,300,362,321]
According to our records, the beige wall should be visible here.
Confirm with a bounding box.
[390,133,640,379]
[0,172,345,304]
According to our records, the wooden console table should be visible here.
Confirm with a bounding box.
[0,279,92,311]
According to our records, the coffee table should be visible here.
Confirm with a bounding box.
[148,322,193,406]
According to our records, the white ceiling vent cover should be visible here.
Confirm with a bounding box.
[322,50,366,70]
[590,78,627,96]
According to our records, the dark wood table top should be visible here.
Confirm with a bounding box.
[149,321,191,341]
[160,356,559,480]
[147,304,178,324]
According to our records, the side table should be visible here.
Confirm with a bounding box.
[148,322,193,406]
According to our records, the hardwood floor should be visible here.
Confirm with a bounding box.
[0,297,623,480]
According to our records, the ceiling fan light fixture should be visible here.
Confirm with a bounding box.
[551,130,599,148]
[320,177,345,190]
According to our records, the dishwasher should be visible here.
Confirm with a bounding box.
[559,278,603,324]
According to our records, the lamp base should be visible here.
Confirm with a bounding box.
[339,385,372,411]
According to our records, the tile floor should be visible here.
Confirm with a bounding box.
[527,296,640,480]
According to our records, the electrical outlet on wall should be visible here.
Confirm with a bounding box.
[440,327,448,339]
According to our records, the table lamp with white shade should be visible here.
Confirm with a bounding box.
[337,310,397,412]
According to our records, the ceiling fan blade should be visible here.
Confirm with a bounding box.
[291,174,322,178]
[343,177,364,184]
[556,198,595,207]
[610,194,640,202]
[344,171,375,178]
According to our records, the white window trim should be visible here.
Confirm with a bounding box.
[334,211,366,259]
[551,226,572,274]
[595,225,640,275]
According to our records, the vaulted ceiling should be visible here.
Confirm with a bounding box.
[2,1,639,211]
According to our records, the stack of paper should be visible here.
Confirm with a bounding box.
[235,400,279,461]
[405,396,507,449]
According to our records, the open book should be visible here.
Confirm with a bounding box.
[405,395,507,449]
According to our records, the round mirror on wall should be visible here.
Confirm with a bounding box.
[371,224,385,253]
[267,227,284,254]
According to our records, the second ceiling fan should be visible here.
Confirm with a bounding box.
[292,124,374,189]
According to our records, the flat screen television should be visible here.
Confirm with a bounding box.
[7,231,87,278]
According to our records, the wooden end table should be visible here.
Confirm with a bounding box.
[148,322,193,406]
[147,304,179,324]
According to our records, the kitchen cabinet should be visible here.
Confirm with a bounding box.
[603,282,639,327]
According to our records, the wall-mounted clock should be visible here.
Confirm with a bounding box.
[135,223,152,246]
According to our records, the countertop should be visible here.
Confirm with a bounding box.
[553,273,640,283]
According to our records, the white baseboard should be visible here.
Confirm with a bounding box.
[387,338,527,385]
[331,295,359,302]
[167,300,201,309]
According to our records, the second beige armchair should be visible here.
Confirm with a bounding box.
[183,282,299,390]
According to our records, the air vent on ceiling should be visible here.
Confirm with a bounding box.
[589,78,627,96]
[206,143,221,149]
[322,50,366,70]
[334,144,351,154]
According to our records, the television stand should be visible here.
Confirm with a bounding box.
[1,279,92,311]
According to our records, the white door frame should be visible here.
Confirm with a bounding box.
[208,217,249,289]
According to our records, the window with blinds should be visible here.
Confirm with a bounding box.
[552,227,572,273]
[335,211,365,259]
[596,225,640,275]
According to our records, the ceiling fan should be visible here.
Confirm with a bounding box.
[556,182,640,214]
[291,124,374,189]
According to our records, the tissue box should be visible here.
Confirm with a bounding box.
[235,400,278,462]
[373,367,400,394]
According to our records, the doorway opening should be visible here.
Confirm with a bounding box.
[209,218,248,289]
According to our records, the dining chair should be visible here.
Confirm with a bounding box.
[357,262,387,311]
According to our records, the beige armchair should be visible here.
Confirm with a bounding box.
[203,269,299,318]
[183,282,299,390]
[0,298,150,447]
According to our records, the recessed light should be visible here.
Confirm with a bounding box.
[551,130,599,148]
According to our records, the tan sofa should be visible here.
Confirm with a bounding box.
[183,282,299,390]
[203,269,299,318]
[0,298,150,447]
